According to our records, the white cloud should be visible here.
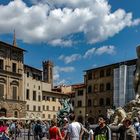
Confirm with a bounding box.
[95,45,116,55]
[49,39,72,47]
[53,66,75,85]
[84,48,96,58]
[59,54,81,64]
[59,45,116,63]
[92,64,97,68]
[131,19,140,26]
[83,45,116,59]
[55,79,68,86]
[0,0,139,45]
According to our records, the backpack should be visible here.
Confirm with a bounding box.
[34,124,42,135]
[9,123,15,133]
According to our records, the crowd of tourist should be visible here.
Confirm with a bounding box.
[0,113,140,140]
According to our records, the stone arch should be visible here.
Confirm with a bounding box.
[36,113,41,119]
[14,103,22,111]
[14,110,19,118]
[0,102,9,110]
[10,80,19,86]
[30,113,35,119]
[0,78,6,83]
[0,108,7,117]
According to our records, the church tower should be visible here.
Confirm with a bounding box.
[42,60,54,87]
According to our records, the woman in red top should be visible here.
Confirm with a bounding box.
[0,121,9,139]
[49,119,63,140]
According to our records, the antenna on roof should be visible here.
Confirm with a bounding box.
[13,29,17,47]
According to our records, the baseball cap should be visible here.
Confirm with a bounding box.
[64,117,68,122]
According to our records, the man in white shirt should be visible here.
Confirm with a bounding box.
[66,113,84,140]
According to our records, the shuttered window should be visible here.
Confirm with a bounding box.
[0,84,4,98]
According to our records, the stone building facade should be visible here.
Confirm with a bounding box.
[84,59,137,124]
[24,61,68,120]
[0,39,68,120]
[85,64,117,124]
[42,89,68,120]
[0,41,26,118]
[70,84,86,124]
[24,65,43,119]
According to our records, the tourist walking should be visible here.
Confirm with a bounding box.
[0,121,9,140]
[87,124,94,140]
[124,118,136,140]
[94,115,111,140]
[49,119,63,140]
[118,120,126,140]
[61,117,69,139]
[66,113,84,140]
[133,117,140,139]
[34,120,43,140]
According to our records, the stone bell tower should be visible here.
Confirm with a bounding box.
[42,60,54,87]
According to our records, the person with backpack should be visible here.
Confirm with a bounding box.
[133,117,140,138]
[9,121,16,139]
[34,120,43,140]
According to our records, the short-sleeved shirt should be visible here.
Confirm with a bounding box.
[67,122,81,140]
[88,129,94,140]
[94,125,111,140]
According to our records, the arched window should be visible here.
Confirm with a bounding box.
[14,111,18,118]
[99,98,104,106]
[0,108,6,117]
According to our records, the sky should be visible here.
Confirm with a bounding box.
[0,0,140,86]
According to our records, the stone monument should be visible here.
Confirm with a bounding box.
[109,45,140,125]
[134,45,140,99]
[57,98,73,125]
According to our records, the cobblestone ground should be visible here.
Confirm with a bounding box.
[17,137,48,140]
[12,129,48,140]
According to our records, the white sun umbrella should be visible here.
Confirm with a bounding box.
[7,117,18,120]
[0,116,8,120]
[17,118,26,120]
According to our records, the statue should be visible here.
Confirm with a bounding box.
[134,45,140,99]
[57,98,73,125]
[107,109,115,123]
[109,107,127,126]
[108,45,140,127]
